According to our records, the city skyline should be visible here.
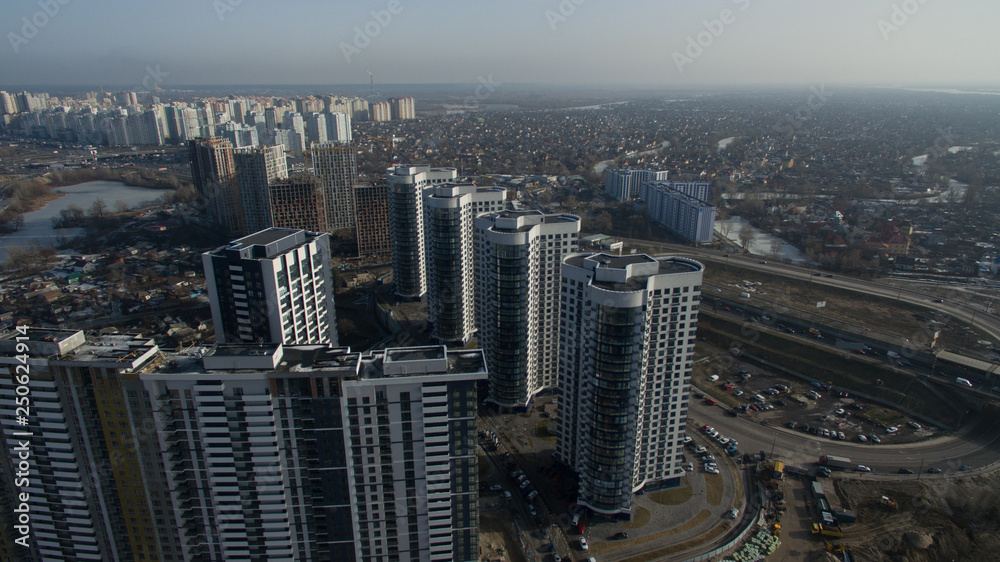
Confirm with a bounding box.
[2,1,999,88]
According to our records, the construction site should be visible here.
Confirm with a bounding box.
[755,459,1000,561]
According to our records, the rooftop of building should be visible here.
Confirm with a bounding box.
[480,210,580,232]
[565,253,703,291]
[147,343,487,381]
[208,228,324,260]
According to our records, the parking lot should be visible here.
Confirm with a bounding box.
[695,355,938,446]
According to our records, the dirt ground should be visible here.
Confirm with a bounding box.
[480,511,527,562]
[703,264,996,358]
[831,475,1000,561]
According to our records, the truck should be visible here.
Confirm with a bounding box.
[812,523,843,538]
[773,461,784,480]
[832,508,857,523]
[886,350,900,359]
[819,455,853,471]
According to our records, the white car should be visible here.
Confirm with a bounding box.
[857,435,868,443]
[706,466,720,474]
[579,537,589,551]
[728,507,739,519]
[885,426,899,434]
[856,465,872,472]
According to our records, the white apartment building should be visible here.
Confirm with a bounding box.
[474,211,580,409]
[423,184,506,345]
[386,165,458,300]
[556,254,703,517]
[141,343,486,562]
[202,228,337,346]
[604,168,669,201]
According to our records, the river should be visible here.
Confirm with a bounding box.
[1,181,171,261]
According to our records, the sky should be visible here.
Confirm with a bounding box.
[2,0,999,88]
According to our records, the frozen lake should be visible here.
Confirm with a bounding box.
[715,216,814,265]
[0,181,171,261]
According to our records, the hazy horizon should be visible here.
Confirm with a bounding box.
[3,0,998,90]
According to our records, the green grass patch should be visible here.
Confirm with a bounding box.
[534,419,557,441]
[649,480,694,505]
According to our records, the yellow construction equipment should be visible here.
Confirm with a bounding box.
[825,540,845,553]
[812,523,844,538]
[880,495,898,509]
[772,523,781,537]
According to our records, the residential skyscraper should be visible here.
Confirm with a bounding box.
[310,142,359,230]
[142,343,486,562]
[189,137,242,234]
[371,102,391,122]
[386,165,458,300]
[325,111,352,143]
[353,184,392,258]
[202,228,337,346]
[604,168,669,201]
[556,253,703,517]
[0,329,182,562]
[268,175,329,232]
[307,112,328,145]
[474,211,580,409]
[235,145,288,234]
[424,183,506,345]
[388,97,416,120]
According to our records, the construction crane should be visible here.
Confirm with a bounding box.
[361,133,394,168]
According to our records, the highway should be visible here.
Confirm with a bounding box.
[689,398,1000,475]
[618,238,1000,342]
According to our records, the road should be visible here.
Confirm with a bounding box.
[618,238,1000,342]
[689,398,1000,475]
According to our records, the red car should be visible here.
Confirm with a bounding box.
[722,383,734,390]
[705,398,718,405]
[702,425,711,431]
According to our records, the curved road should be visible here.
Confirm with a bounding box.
[690,399,1000,475]
[619,238,1000,342]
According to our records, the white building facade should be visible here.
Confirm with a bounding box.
[423,184,506,345]
[474,211,580,409]
[556,254,703,517]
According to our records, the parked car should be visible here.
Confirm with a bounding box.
[886,426,899,434]
[728,507,739,519]
[837,431,846,440]
[907,421,922,430]
[857,435,868,443]
[869,434,882,444]
[611,531,629,540]
[527,490,538,501]
[928,467,942,474]
[490,484,502,491]
[856,465,872,472]
[579,537,589,552]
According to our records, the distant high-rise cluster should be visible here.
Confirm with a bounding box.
[0,90,379,147]
[389,97,417,120]
[556,254,703,516]
[1,330,485,562]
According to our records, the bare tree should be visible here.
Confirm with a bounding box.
[769,236,784,257]
[114,200,130,214]
[738,225,756,253]
[90,197,108,219]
